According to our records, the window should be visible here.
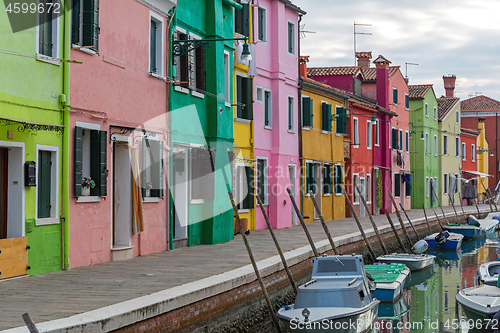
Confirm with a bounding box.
[393,88,398,104]
[74,124,107,197]
[323,164,332,195]
[444,173,448,194]
[434,135,437,156]
[449,174,456,195]
[425,103,429,117]
[256,159,268,204]
[374,119,379,146]
[399,130,403,151]
[224,51,230,106]
[456,109,459,124]
[336,107,347,134]
[256,87,263,103]
[236,75,253,120]
[434,106,437,120]
[425,133,429,154]
[235,3,250,36]
[141,138,165,199]
[367,121,372,149]
[405,94,409,110]
[353,117,359,146]
[366,174,371,203]
[257,7,266,41]
[37,146,59,224]
[173,31,206,95]
[426,177,429,197]
[443,135,448,155]
[321,102,332,132]
[149,13,164,76]
[288,96,295,131]
[455,137,460,157]
[405,131,409,152]
[302,96,313,127]
[472,144,475,162]
[462,142,466,161]
[37,0,60,61]
[406,174,411,197]
[334,164,343,194]
[394,173,401,197]
[71,0,99,51]
[455,174,459,193]
[264,90,272,127]
[353,174,359,203]
[173,29,188,93]
[391,127,398,149]
[236,164,254,210]
[306,162,316,194]
[287,21,295,54]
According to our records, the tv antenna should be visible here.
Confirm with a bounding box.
[405,62,418,80]
[300,23,315,39]
[354,21,372,65]
[468,92,482,98]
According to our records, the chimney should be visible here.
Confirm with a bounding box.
[300,56,309,77]
[374,55,391,109]
[443,75,456,98]
[355,51,372,68]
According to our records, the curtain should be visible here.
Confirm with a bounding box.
[130,148,144,235]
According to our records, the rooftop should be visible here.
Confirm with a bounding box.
[308,66,362,77]
[361,66,400,81]
[461,95,500,112]
[301,76,349,99]
[437,96,460,120]
[408,84,433,99]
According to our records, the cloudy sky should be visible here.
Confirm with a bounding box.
[292,0,500,101]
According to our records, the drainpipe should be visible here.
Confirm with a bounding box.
[61,1,71,270]
[298,15,303,216]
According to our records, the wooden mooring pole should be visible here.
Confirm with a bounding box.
[459,193,467,221]
[430,181,451,225]
[342,185,376,260]
[399,203,420,239]
[256,195,298,295]
[355,185,388,255]
[308,190,339,255]
[22,313,39,333]
[388,191,413,248]
[421,204,433,233]
[430,208,444,228]
[448,193,461,224]
[287,188,319,257]
[475,203,482,218]
[384,209,407,253]
[480,179,494,212]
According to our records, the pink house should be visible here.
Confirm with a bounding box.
[252,0,305,229]
[68,0,174,267]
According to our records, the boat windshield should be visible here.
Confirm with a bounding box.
[315,258,358,274]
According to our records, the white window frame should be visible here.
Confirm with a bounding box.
[405,130,409,152]
[256,157,269,205]
[288,95,295,133]
[256,86,263,103]
[287,20,295,55]
[462,142,466,161]
[76,121,102,203]
[374,119,379,147]
[472,144,476,162]
[35,144,60,226]
[425,132,429,154]
[36,2,60,65]
[189,32,205,99]
[366,173,371,204]
[455,137,460,157]
[235,162,250,212]
[224,50,231,107]
[353,117,359,147]
[443,135,448,156]
[434,135,437,156]
[426,177,430,198]
[149,11,165,78]
[425,103,429,117]
[367,120,372,149]
[444,173,448,194]
[434,106,437,120]
[173,27,189,94]
[353,173,360,205]
[264,89,272,128]
[257,6,267,42]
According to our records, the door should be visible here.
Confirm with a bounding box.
[289,164,297,225]
[113,144,133,247]
[360,177,366,217]
[173,150,188,238]
[0,148,7,239]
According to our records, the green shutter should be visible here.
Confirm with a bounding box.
[405,94,409,109]
[321,103,326,131]
[74,126,83,196]
[90,130,100,196]
[244,166,254,209]
[395,173,401,197]
[307,163,316,194]
[38,151,51,218]
[302,97,311,127]
[257,160,265,204]
[242,4,250,37]
[323,165,332,194]
[150,20,157,73]
[406,179,411,197]
[334,165,343,194]
[71,0,81,44]
[399,131,403,150]
[242,77,253,120]
[83,0,99,51]
[99,130,107,196]
[237,76,243,118]
[327,104,332,132]
[393,88,398,104]
[392,128,398,149]
[336,108,347,134]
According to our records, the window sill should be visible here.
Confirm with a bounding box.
[235,118,251,125]
[288,129,295,134]
[174,85,189,94]
[336,133,345,137]
[302,127,311,131]
[143,197,160,203]
[76,196,101,203]
[36,217,60,226]
[72,45,97,55]
[353,145,359,149]
[149,72,167,81]
[225,102,231,108]
[353,202,360,206]
[192,91,205,99]
[36,54,61,66]
[264,125,272,130]
[238,209,250,213]
[321,130,329,134]
[191,199,204,205]
[323,193,331,197]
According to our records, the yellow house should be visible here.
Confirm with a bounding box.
[301,75,348,222]
[477,118,489,201]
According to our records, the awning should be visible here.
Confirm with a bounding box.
[461,170,492,178]
[0,117,64,135]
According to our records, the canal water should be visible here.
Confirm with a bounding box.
[380,233,500,333]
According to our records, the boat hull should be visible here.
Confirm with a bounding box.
[372,267,410,302]
[424,233,463,251]
[443,220,497,240]
[476,261,500,286]
[376,254,435,271]
[456,285,500,327]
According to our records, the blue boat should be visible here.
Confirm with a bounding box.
[424,231,464,250]
[442,218,497,240]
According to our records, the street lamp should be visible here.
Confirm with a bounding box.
[409,130,425,140]
[172,37,252,59]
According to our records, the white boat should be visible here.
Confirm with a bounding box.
[277,255,379,333]
[376,253,435,271]
[456,285,500,322]
[477,261,500,286]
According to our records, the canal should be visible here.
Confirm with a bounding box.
[380,233,500,332]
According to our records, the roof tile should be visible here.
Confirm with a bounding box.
[408,84,433,99]
[308,66,361,77]
[437,96,460,120]
[361,66,400,81]
[461,95,500,112]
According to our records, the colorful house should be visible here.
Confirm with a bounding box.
[250,0,305,230]
[69,0,173,266]
[300,57,347,222]
[408,84,440,209]
[460,128,479,205]
[0,1,70,278]
[169,0,235,246]
[476,118,490,201]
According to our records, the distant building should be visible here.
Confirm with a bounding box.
[460,128,479,205]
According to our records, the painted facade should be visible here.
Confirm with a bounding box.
[0,1,70,278]
[408,84,439,209]
[476,119,490,201]
[300,70,347,223]
[460,128,479,205]
[251,0,304,230]
[169,0,235,246]
[437,96,461,207]
[69,0,173,266]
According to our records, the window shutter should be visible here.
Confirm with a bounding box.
[334,165,343,194]
[90,130,100,196]
[393,88,398,104]
[179,33,189,89]
[99,130,107,196]
[242,77,253,120]
[307,163,315,194]
[392,128,398,149]
[237,76,243,118]
[321,104,326,131]
[195,45,206,92]
[74,126,83,196]
[141,139,149,198]
[150,20,157,73]
[327,104,332,131]
[405,94,409,109]
[302,97,311,127]
[188,36,195,89]
[71,0,81,44]
[406,178,411,197]
[336,108,347,134]
[242,4,250,37]
[323,165,332,194]
[235,6,242,34]
[38,151,51,218]
[244,166,254,209]
[288,23,293,53]
[395,173,401,197]
[399,131,403,150]
[257,160,265,204]
[83,0,99,51]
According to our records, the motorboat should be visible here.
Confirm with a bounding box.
[376,253,435,271]
[456,285,500,322]
[443,216,497,240]
[424,231,464,251]
[477,261,500,286]
[364,263,410,302]
[277,255,379,333]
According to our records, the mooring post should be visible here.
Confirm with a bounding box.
[475,203,482,218]
[399,203,420,239]
[256,195,298,295]
[355,185,388,255]
[430,181,451,225]
[421,204,433,233]
[448,193,460,224]
[388,191,413,248]
[480,179,494,212]
[308,189,338,255]
[431,208,444,228]
[384,209,407,253]
[459,193,467,221]
[342,185,376,260]
[22,313,39,333]
[287,188,319,257]
[228,191,282,333]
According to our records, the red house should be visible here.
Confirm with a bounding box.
[460,128,479,205]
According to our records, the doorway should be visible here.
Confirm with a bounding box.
[289,164,297,225]
[313,163,321,220]
[173,149,188,240]
[112,143,133,248]
[360,177,366,217]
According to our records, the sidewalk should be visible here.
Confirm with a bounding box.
[0,204,492,331]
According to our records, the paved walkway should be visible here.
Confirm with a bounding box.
[0,204,493,330]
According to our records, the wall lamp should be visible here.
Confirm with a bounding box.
[409,130,425,140]
[477,148,492,155]
[172,37,252,60]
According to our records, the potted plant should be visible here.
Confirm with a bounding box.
[145,180,153,197]
[81,176,95,196]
